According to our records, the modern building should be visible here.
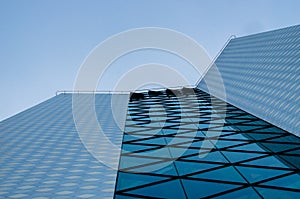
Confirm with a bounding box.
[0,25,299,198]
[198,24,300,136]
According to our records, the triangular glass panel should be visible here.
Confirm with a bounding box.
[122,135,137,142]
[222,151,264,163]
[215,140,247,149]
[165,137,194,145]
[115,194,139,199]
[230,143,266,152]
[162,128,178,135]
[262,173,300,190]
[119,156,161,170]
[179,140,209,149]
[133,137,167,145]
[138,129,165,136]
[222,133,250,140]
[168,147,199,158]
[174,130,199,138]
[126,179,186,198]
[191,166,246,183]
[122,144,157,153]
[203,131,225,138]
[175,160,220,176]
[183,150,228,163]
[242,156,289,169]
[245,132,279,140]
[128,161,178,176]
[268,135,300,144]
[236,166,291,183]
[214,187,261,199]
[262,142,300,153]
[182,179,240,198]
[137,147,172,158]
[116,171,168,191]
[285,149,300,155]
[255,187,300,199]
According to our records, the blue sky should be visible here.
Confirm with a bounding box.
[0,0,300,121]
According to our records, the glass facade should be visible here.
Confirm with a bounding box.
[1,90,299,198]
[1,25,300,198]
[197,25,300,136]
[115,88,300,198]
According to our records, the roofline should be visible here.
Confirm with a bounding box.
[234,23,300,40]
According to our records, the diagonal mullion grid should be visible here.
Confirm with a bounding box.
[114,88,300,199]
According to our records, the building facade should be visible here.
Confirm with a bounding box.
[0,25,299,198]
[198,25,300,136]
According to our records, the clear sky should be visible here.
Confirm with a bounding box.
[0,0,299,121]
